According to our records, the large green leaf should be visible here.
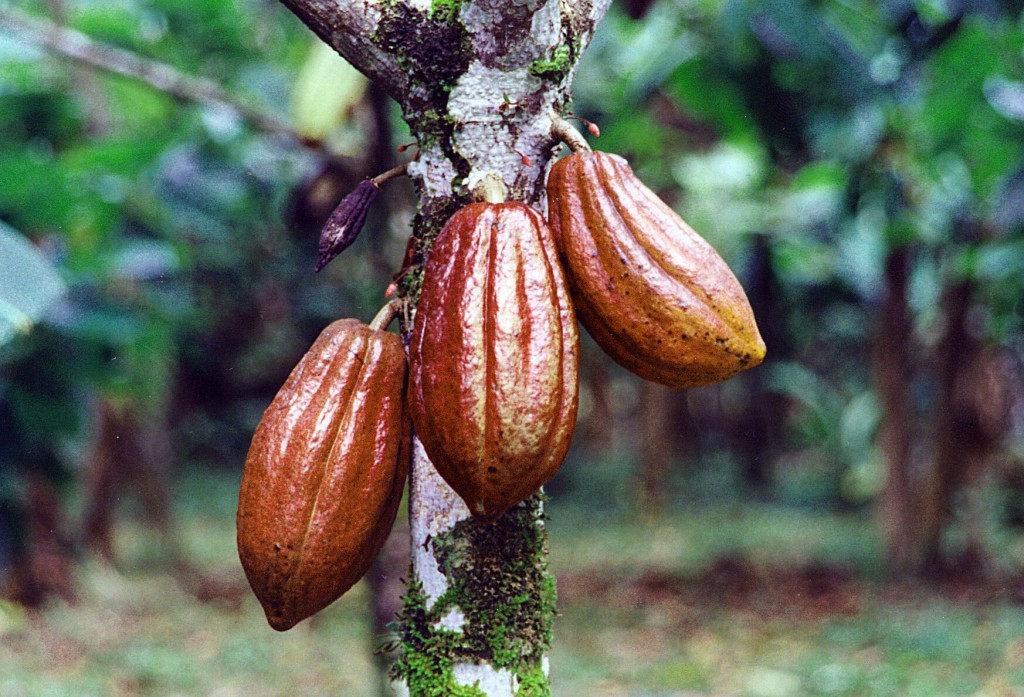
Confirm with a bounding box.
[0,222,66,347]
[290,39,367,142]
[919,19,999,146]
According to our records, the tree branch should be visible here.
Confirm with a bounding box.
[275,0,411,101]
[0,6,309,144]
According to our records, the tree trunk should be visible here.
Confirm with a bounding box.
[875,246,920,575]
[637,380,672,516]
[925,279,1015,576]
[3,473,76,607]
[920,280,975,571]
[737,233,785,492]
[275,2,611,693]
[81,395,176,565]
[875,242,1015,577]
[578,356,615,455]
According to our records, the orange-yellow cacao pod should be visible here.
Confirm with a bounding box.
[237,318,409,631]
[547,151,765,388]
[409,202,579,521]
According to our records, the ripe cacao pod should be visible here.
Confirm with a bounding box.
[237,318,409,631]
[547,151,766,388]
[409,202,579,521]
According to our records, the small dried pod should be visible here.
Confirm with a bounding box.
[315,164,408,272]
[237,310,409,630]
[547,151,766,389]
[409,202,579,521]
[316,180,379,272]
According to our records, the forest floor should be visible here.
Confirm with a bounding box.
[2,467,1024,697]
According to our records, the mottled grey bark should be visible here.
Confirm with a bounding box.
[275,1,611,693]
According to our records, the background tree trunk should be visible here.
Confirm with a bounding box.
[921,279,976,572]
[1,473,76,608]
[637,381,672,516]
[81,396,176,564]
[875,246,920,575]
[875,238,1016,577]
[925,277,1015,576]
[275,1,611,693]
[737,233,786,493]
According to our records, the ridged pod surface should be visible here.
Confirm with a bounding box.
[409,202,579,521]
[237,319,409,631]
[547,151,766,388]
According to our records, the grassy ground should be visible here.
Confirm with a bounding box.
[2,467,1023,696]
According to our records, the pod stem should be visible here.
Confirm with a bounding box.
[551,115,592,153]
[369,298,404,332]
[370,162,409,187]
[474,172,508,204]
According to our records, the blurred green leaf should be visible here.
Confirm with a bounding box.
[919,19,998,146]
[105,239,180,280]
[290,39,367,141]
[771,234,835,286]
[665,58,759,142]
[0,222,66,347]
[984,76,1024,123]
[976,240,1024,282]
[790,161,848,190]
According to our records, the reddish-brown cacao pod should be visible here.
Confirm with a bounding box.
[237,318,409,631]
[547,151,766,388]
[409,202,579,521]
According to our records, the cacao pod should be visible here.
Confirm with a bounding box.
[409,202,579,521]
[547,151,766,388]
[316,179,379,272]
[237,318,409,631]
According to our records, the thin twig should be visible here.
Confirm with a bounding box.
[370,162,409,186]
[0,5,313,144]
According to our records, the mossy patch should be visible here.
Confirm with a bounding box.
[430,0,465,24]
[388,581,487,697]
[515,662,552,697]
[391,495,555,696]
[528,45,572,80]
[375,4,471,95]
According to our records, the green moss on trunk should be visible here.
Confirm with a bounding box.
[528,45,571,79]
[430,0,465,23]
[391,495,555,696]
[514,663,553,697]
